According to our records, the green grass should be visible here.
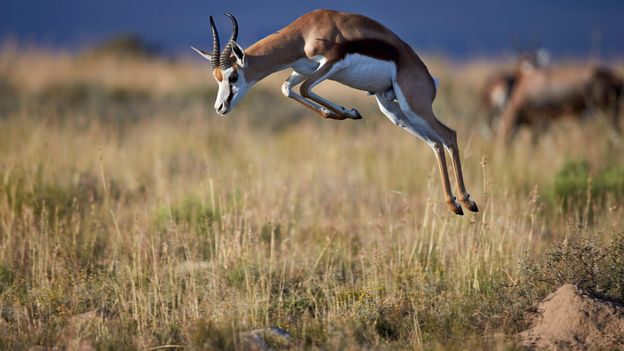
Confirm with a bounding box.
[553,159,624,203]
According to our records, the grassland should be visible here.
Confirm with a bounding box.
[0,46,623,350]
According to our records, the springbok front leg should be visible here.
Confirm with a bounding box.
[375,93,464,215]
[299,60,363,120]
[282,71,343,120]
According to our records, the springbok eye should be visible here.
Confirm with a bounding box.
[228,73,238,83]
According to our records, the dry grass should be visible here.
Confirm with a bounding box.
[0,47,623,350]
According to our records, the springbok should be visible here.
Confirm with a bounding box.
[192,10,478,215]
[481,51,549,128]
[496,54,623,144]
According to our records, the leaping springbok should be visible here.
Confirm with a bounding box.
[192,9,478,215]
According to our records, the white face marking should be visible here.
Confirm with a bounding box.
[214,67,251,115]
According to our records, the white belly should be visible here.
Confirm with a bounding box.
[291,54,396,94]
[329,54,395,94]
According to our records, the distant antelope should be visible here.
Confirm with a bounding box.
[481,70,516,125]
[481,50,549,128]
[192,10,478,215]
[496,54,623,144]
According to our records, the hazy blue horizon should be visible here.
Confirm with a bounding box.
[1,0,623,59]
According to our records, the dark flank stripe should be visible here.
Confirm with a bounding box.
[341,39,399,62]
[315,38,400,62]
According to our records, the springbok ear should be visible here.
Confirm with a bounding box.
[230,41,246,67]
[191,46,212,61]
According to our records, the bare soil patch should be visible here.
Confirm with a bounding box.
[520,284,624,350]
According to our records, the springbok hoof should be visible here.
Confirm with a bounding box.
[447,200,464,216]
[349,108,363,120]
[460,198,479,213]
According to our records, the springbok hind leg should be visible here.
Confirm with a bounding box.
[392,79,477,213]
[434,141,465,215]
[425,114,478,212]
[375,94,464,215]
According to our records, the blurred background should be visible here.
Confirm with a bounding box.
[1,1,623,350]
[2,0,624,58]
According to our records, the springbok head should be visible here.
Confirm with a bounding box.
[192,14,250,115]
[516,49,550,76]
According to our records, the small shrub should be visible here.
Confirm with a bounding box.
[0,264,14,293]
[108,86,150,104]
[260,222,283,245]
[373,298,412,341]
[553,159,624,207]
[86,33,160,59]
[224,262,251,290]
[553,160,590,203]
[525,231,624,303]
[38,81,100,109]
[155,195,219,230]
[596,164,624,196]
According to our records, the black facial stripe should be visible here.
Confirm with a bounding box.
[226,83,234,106]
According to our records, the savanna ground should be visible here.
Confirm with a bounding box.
[0,43,623,350]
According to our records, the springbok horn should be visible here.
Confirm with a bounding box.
[209,16,220,69]
[220,13,239,69]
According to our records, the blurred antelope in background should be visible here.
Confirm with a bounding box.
[192,10,478,215]
[481,50,549,127]
[494,52,623,144]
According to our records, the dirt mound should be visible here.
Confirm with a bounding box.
[520,284,624,350]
